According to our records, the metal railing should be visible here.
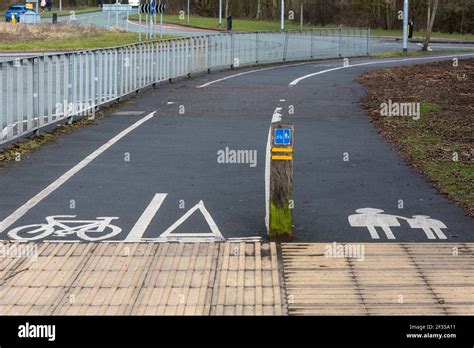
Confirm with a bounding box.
[0,28,370,145]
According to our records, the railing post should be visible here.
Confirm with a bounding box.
[169,40,173,82]
[339,27,342,57]
[207,36,211,73]
[310,28,314,59]
[231,33,235,69]
[0,65,3,142]
[367,27,371,55]
[283,31,289,62]
[6,63,14,140]
[91,52,96,115]
[256,32,259,64]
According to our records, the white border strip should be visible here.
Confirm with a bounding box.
[196,62,309,88]
[289,53,474,86]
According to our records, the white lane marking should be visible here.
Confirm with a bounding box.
[112,111,146,116]
[265,106,284,232]
[125,193,168,242]
[227,237,263,242]
[153,200,225,242]
[271,107,283,123]
[196,62,309,88]
[348,208,448,240]
[0,111,156,234]
[289,53,474,86]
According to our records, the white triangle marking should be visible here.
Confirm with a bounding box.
[157,200,225,242]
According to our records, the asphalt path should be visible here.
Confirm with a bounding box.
[0,54,473,243]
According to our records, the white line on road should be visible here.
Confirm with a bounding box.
[0,111,156,234]
[289,53,474,86]
[271,107,283,123]
[125,193,168,242]
[196,62,309,88]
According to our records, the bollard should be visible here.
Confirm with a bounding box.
[11,14,17,24]
[227,16,232,32]
[268,122,294,242]
[408,18,414,39]
[52,13,58,24]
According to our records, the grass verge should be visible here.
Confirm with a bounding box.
[0,101,127,169]
[40,6,101,18]
[372,49,474,58]
[129,14,309,32]
[129,14,474,40]
[357,59,474,216]
[0,22,171,51]
[370,28,474,40]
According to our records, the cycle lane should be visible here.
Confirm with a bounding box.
[0,67,295,242]
[1,56,472,242]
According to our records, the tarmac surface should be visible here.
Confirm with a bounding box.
[0,53,473,243]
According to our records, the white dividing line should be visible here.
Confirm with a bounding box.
[0,111,156,234]
[196,62,309,88]
[289,53,474,86]
[265,106,284,232]
[271,107,283,123]
[227,237,263,242]
[125,193,168,242]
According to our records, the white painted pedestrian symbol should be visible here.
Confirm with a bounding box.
[348,208,448,240]
[406,215,447,240]
[348,208,399,239]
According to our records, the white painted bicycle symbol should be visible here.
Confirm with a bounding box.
[8,215,122,241]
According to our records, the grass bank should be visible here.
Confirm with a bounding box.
[129,14,474,40]
[357,59,474,216]
[0,22,170,51]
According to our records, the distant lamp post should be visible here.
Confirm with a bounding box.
[187,0,190,23]
[300,1,303,31]
[280,0,285,32]
[218,0,222,29]
[402,0,409,52]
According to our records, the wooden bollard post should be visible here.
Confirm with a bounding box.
[268,122,294,242]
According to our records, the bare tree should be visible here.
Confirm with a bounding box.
[256,0,262,19]
[423,0,439,51]
[225,0,230,17]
